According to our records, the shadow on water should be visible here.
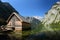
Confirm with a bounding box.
[0,30,21,40]
[0,30,13,40]
[25,31,60,40]
[0,34,11,40]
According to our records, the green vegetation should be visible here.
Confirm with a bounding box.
[50,21,60,31]
[22,30,31,36]
[31,20,60,34]
[22,30,31,40]
[31,22,44,34]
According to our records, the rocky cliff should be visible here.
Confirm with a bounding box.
[42,2,60,31]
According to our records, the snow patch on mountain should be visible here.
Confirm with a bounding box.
[33,16,43,21]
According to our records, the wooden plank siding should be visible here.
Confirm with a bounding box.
[6,15,22,31]
[22,22,31,31]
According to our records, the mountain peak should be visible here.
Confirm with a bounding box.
[56,1,60,4]
[33,16,43,21]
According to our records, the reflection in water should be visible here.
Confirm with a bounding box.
[0,34,11,40]
[0,31,60,40]
[25,31,60,40]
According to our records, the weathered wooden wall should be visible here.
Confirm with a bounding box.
[6,15,22,31]
[22,22,31,31]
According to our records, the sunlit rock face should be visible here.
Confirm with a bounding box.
[42,2,60,30]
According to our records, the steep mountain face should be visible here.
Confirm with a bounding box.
[42,2,60,30]
[25,17,41,29]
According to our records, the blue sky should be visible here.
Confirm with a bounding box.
[2,0,60,17]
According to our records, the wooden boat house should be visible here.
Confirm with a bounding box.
[0,1,31,31]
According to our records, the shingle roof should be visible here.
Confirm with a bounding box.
[18,14,30,23]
